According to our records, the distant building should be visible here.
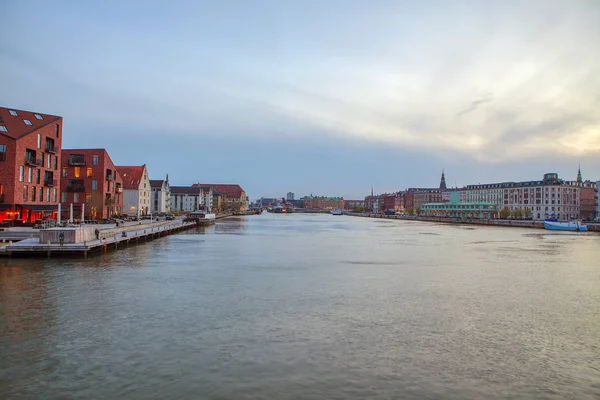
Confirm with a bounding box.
[421,202,497,219]
[405,189,443,211]
[0,107,63,224]
[301,195,344,210]
[596,181,600,221]
[194,184,248,212]
[344,200,364,211]
[117,164,151,217]
[150,175,171,213]
[170,186,203,213]
[286,192,295,201]
[61,149,123,220]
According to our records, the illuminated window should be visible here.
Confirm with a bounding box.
[74,167,81,178]
[87,168,93,178]
[86,193,91,203]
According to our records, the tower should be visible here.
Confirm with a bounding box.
[577,165,582,184]
[439,169,447,190]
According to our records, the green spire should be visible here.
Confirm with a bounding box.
[577,164,582,183]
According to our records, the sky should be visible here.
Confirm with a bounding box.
[1,0,599,200]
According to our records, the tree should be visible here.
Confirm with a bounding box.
[407,208,415,216]
[416,207,421,215]
[513,208,523,219]
[499,207,511,219]
[353,205,365,213]
[523,207,532,219]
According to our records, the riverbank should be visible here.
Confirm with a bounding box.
[346,212,600,231]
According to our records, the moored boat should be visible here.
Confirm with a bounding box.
[543,220,588,232]
[186,211,216,226]
[331,209,343,215]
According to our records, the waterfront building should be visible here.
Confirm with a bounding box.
[0,107,63,224]
[60,149,123,220]
[459,172,589,221]
[363,195,377,213]
[194,184,248,212]
[344,200,365,211]
[150,175,171,213]
[170,186,204,213]
[193,185,214,212]
[257,197,280,209]
[596,181,600,221]
[421,201,497,219]
[117,165,151,217]
[301,195,344,210]
[405,189,443,212]
[286,192,295,201]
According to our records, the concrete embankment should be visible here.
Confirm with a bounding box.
[347,213,549,229]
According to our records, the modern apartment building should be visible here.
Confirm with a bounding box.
[117,164,151,217]
[194,184,248,212]
[170,186,204,212]
[60,149,123,220]
[150,175,171,213]
[0,107,63,224]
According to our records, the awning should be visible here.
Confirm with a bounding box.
[18,204,58,212]
[0,204,13,211]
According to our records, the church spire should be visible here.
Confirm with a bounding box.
[371,185,374,197]
[439,169,447,189]
[577,164,582,183]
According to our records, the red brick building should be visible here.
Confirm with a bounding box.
[405,189,443,212]
[301,195,344,210]
[580,185,597,220]
[0,107,63,225]
[60,149,123,220]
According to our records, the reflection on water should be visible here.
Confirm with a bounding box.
[1,213,599,399]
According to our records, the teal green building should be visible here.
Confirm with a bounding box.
[421,201,497,219]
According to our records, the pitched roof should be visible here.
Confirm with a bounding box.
[150,179,164,188]
[116,166,145,190]
[193,184,245,198]
[170,186,201,195]
[0,106,61,140]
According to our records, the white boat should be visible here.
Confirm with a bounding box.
[544,220,588,232]
[331,209,343,215]
[187,211,216,226]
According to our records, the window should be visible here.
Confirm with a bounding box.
[86,167,93,178]
[9,110,17,116]
[62,167,67,178]
[19,166,24,182]
[40,153,44,167]
[36,169,40,184]
[61,192,67,203]
[0,126,7,132]
[53,188,57,202]
[28,167,32,183]
[74,193,79,203]
[46,188,50,202]
[24,119,32,126]
[55,124,59,138]
[92,155,98,165]
[0,144,6,161]
[35,114,43,120]
[47,155,51,169]
[74,167,81,178]
[23,186,29,202]
[54,156,58,170]
[32,186,36,201]
[85,193,91,203]
[92,180,98,191]
[39,187,43,201]
[37,134,41,148]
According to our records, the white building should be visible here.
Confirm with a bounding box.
[170,186,205,213]
[286,192,295,201]
[459,173,581,221]
[116,164,152,217]
[150,175,171,213]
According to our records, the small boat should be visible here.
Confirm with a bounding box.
[544,220,588,232]
[331,209,343,215]
[186,211,216,226]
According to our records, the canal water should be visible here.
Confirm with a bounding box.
[1,214,599,399]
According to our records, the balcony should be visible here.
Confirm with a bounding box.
[44,179,57,187]
[106,174,115,181]
[68,156,86,166]
[25,155,42,166]
[45,144,56,153]
[116,187,123,193]
[67,185,85,192]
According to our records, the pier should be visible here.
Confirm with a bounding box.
[0,219,199,258]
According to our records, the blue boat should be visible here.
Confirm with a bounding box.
[544,220,588,232]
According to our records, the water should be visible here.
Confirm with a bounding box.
[1,214,599,399]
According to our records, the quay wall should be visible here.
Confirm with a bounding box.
[347,213,546,229]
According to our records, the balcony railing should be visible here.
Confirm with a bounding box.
[106,174,115,181]
[45,144,56,153]
[44,179,57,187]
[66,185,85,192]
[25,156,42,166]
[116,187,123,193]
[68,158,86,166]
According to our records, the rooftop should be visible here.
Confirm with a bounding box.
[0,106,61,140]
[116,166,146,190]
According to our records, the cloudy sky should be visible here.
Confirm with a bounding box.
[1,0,599,199]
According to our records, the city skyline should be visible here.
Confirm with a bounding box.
[1,0,599,199]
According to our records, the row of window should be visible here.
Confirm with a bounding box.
[61,192,92,203]
[18,166,56,183]
[23,186,57,203]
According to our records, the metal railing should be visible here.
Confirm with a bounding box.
[25,155,42,166]
[44,179,58,187]
[68,158,86,166]
[45,144,56,153]
[106,174,115,181]
[66,185,85,192]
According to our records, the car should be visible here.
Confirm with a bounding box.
[165,214,175,220]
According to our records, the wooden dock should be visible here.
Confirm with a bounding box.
[0,219,198,258]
